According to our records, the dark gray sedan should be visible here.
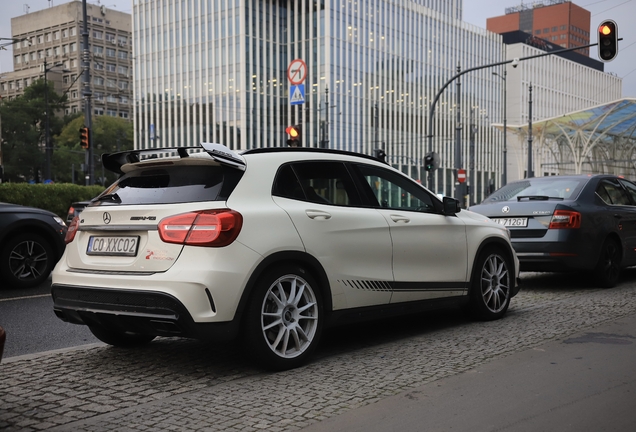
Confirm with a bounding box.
[470,174,636,287]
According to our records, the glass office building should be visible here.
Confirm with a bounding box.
[132,0,503,200]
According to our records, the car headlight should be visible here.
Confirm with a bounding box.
[53,216,67,228]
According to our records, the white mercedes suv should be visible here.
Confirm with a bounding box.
[52,143,520,370]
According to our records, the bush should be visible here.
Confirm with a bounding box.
[0,183,105,219]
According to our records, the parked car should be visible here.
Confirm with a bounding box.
[52,143,520,370]
[0,202,67,289]
[66,201,90,225]
[470,174,636,287]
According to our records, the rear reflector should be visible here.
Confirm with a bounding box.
[65,216,80,244]
[158,209,243,247]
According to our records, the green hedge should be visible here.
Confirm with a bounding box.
[0,183,105,219]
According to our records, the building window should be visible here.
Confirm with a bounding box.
[46,33,52,42]
[106,33,116,42]
[62,29,69,38]
[107,109,117,117]
[54,31,60,40]
[107,79,116,87]
[95,62,104,70]
[94,46,104,55]
[37,35,43,44]
[70,43,77,52]
[94,107,104,115]
[119,111,129,119]
[118,65,128,75]
[118,51,128,60]
[106,48,116,57]
[552,27,557,32]
[118,81,128,90]
[117,36,127,45]
[15,55,21,64]
[95,77,104,85]
[543,28,549,33]
[71,27,77,36]
[93,30,103,39]
[38,50,44,59]
[106,63,116,72]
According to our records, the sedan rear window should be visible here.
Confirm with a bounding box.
[92,165,243,205]
[483,178,586,203]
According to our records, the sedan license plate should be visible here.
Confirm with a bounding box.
[492,217,528,227]
[87,236,140,256]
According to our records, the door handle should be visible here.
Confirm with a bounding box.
[306,210,332,220]
[390,214,410,223]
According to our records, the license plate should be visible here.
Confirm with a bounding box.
[87,236,140,256]
[492,217,528,227]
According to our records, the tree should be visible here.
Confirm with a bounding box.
[54,115,133,185]
[0,79,67,182]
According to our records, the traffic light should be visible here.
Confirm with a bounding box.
[424,152,438,171]
[286,124,302,147]
[598,20,618,62]
[79,127,90,149]
[374,148,386,162]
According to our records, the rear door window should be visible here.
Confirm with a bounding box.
[596,179,631,206]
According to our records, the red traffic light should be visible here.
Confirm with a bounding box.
[285,124,302,146]
[79,127,90,149]
[597,20,618,62]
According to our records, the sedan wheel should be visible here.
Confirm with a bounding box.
[468,248,511,320]
[0,234,54,289]
[594,238,621,288]
[245,265,322,371]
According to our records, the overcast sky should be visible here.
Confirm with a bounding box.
[1,0,634,96]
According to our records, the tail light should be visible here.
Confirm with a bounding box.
[549,210,581,229]
[158,209,243,247]
[65,216,80,244]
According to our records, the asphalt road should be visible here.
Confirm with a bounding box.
[0,276,99,358]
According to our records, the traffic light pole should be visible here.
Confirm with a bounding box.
[425,41,599,193]
[82,0,94,185]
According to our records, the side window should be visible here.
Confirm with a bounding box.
[353,164,439,213]
[619,179,636,204]
[272,162,360,206]
[597,180,631,205]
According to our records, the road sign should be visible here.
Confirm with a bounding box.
[290,84,305,105]
[457,169,466,183]
[287,59,307,85]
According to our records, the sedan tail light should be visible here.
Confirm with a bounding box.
[549,210,581,229]
[158,209,243,247]
[65,216,80,244]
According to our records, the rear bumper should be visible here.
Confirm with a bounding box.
[51,285,240,341]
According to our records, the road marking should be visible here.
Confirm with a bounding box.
[0,294,51,302]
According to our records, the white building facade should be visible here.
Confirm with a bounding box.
[132,0,509,201]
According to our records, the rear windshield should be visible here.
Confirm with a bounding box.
[483,178,587,203]
[91,165,243,206]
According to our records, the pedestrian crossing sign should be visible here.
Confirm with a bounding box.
[290,84,305,105]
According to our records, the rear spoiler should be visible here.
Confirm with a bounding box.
[101,143,246,174]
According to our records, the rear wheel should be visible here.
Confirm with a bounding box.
[244,265,323,371]
[89,326,156,347]
[468,247,512,321]
[0,233,55,289]
[594,238,621,288]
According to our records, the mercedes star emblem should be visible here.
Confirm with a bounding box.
[103,212,112,224]
[502,206,510,213]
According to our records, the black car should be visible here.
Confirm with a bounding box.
[0,202,68,289]
[470,174,636,287]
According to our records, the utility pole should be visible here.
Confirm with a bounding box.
[82,0,94,185]
[469,107,477,205]
[454,64,463,204]
[527,83,533,178]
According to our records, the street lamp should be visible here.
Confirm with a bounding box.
[43,59,69,181]
[492,70,507,186]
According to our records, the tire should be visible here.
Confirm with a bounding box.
[89,326,156,347]
[0,233,55,289]
[468,247,512,321]
[244,264,323,371]
[594,238,621,288]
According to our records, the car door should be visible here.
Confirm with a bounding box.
[595,178,636,265]
[351,163,468,303]
[271,161,393,310]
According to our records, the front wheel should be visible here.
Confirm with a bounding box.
[244,265,323,371]
[594,238,621,288]
[89,326,156,347]
[0,233,55,289]
[468,248,512,321]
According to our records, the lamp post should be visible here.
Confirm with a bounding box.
[43,58,67,182]
[492,70,507,186]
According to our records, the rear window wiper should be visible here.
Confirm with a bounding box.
[517,195,563,201]
[92,193,122,204]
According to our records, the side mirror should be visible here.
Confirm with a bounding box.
[443,196,461,216]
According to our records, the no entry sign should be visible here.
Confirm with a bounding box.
[457,169,466,183]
